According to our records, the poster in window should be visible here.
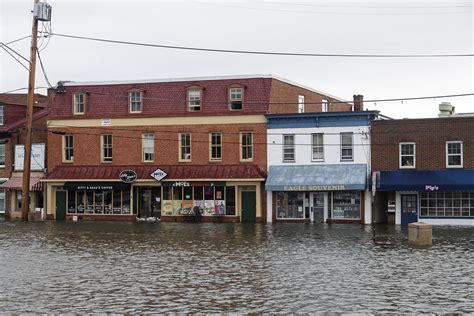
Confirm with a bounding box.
[162,200,173,216]
[214,200,225,215]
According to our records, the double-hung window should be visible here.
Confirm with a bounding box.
[188,89,201,112]
[0,105,4,125]
[73,93,85,114]
[283,135,295,162]
[340,132,353,161]
[63,135,74,162]
[142,133,155,162]
[322,99,329,112]
[446,141,463,168]
[210,132,222,161]
[0,143,5,167]
[298,95,305,113]
[240,132,253,161]
[180,133,191,161]
[399,142,416,168]
[229,88,243,110]
[312,133,324,161]
[101,134,113,162]
[129,91,142,113]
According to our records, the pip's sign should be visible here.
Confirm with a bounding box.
[15,143,46,171]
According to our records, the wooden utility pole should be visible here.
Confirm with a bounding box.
[21,0,40,221]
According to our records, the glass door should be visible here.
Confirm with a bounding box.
[139,188,152,218]
[310,192,325,223]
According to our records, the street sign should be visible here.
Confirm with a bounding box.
[150,168,168,181]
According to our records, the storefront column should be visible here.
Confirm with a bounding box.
[266,190,273,223]
[364,190,372,224]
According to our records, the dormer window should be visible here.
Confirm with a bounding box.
[129,91,142,113]
[73,93,85,115]
[229,87,243,110]
[188,89,201,112]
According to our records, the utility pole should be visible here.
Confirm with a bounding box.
[21,0,40,221]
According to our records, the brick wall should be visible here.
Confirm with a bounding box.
[371,117,474,171]
[269,79,352,113]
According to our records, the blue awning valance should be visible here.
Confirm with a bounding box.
[376,170,474,192]
[265,164,368,191]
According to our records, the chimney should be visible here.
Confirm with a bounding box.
[353,94,363,111]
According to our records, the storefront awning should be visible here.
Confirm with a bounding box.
[265,164,368,191]
[0,177,43,191]
[377,170,474,192]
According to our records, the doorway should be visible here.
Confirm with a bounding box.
[241,191,256,223]
[310,192,325,223]
[55,190,67,220]
[401,194,418,226]
[138,187,161,219]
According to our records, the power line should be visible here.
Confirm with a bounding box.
[0,87,48,94]
[4,35,31,45]
[0,42,31,64]
[265,2,473,9]
[0,45,30,71]
[49,32,474,58]
[37,50,53,88]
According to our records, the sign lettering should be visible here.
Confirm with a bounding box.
[284,185,346,191]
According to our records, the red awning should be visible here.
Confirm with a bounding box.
[44,165,266,181]
[0,177,43,191]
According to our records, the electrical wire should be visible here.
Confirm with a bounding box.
[48,32,474,58]
[4,35,31,45]
[0,87,48,94]
[37,50,53,88]
[0,45,30,71]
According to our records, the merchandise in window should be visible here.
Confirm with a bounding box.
[276,191,305,219]
[331,191,360,219]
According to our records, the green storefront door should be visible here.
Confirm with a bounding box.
[56,191,66,220]
[241,191,256,223]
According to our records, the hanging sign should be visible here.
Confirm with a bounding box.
[14,143,46,171]
[119,169,137,183]
[150,168,168,181]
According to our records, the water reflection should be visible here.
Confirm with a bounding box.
[0,221,472,313]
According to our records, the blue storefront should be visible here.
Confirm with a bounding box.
[375,170,474,225]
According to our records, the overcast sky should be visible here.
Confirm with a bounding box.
[1,0,472,118]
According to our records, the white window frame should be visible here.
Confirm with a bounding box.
[0,105,4,125]
[240,132,253,161]
[446,141,463,168]
[312,133,324,161]
[188,89,201,112]
[399,142,416,169]
[129,91,142,113]
[142,133,155,162]
[210,132,222,161]
[179,132,191,161]
[73,93,85,115]
[298,95,305,113]
[101,134,113,163]
[229,87,243,110]
[62,135,74,163]
[322,99,329,112]
[0,189,5,214]
[340,132,354,161]
[283,134,295,162]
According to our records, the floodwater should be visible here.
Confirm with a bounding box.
[0,221,473,314]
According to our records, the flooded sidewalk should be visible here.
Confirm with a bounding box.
[0,221,472,313]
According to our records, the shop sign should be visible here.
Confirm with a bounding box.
[173,181,190,187]
[425,185,439,191]
[150,168,168,181]
[163,181,226,187]
[284,185,346,191]
[63,182,130,191]
[14,143,46,171]
[119,169,137,183]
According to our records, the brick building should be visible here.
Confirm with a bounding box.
[0,93,48,219]
[44,74,352,222]
[372,114,474,225]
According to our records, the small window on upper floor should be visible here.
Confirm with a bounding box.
[298,95,305,113]
[399,142,416,168]
[322,99,329,112]
[341,132,354,161]
[63,135,74,163]
[283,134,295,162]
[188,89,201,112]
[73,93,85,115]
[446,141,463,168]
[129,91,142,113]
[229,88,243,110]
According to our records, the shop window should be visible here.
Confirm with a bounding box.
[322,99,329,112]
[63,135,74,162]
[103,190,113,214]
[276,191,305,219]
[129,91,142,113]
[179,133,191,161]
[142,133,155,162]
[312,133,324,161]
[210,132,222,161]
[188,89,201,112]
[446,141,463,168]
[331,191,360,219]
[420,191,473,217]
[101,134,113,162]
[0,189,5,214]
[76,190,86,213]
[226,187,236,215]
[283,135,295,162]
[229,87,243,110]
[68,190,76,213]
[298,95,305,113]
[0,143,5,167]
[73,93,85,115]
[16,190,22,211]
[86,190,94,213]
[68,189,131,215]
[240,132,253,161]
[340,133,353,161]
[214,186,225,215]
[399,142,416,168]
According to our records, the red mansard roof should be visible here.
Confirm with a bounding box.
[44,164,266,181]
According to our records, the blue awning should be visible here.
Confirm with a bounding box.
[377,170,474,192]
[265,164,368,191]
